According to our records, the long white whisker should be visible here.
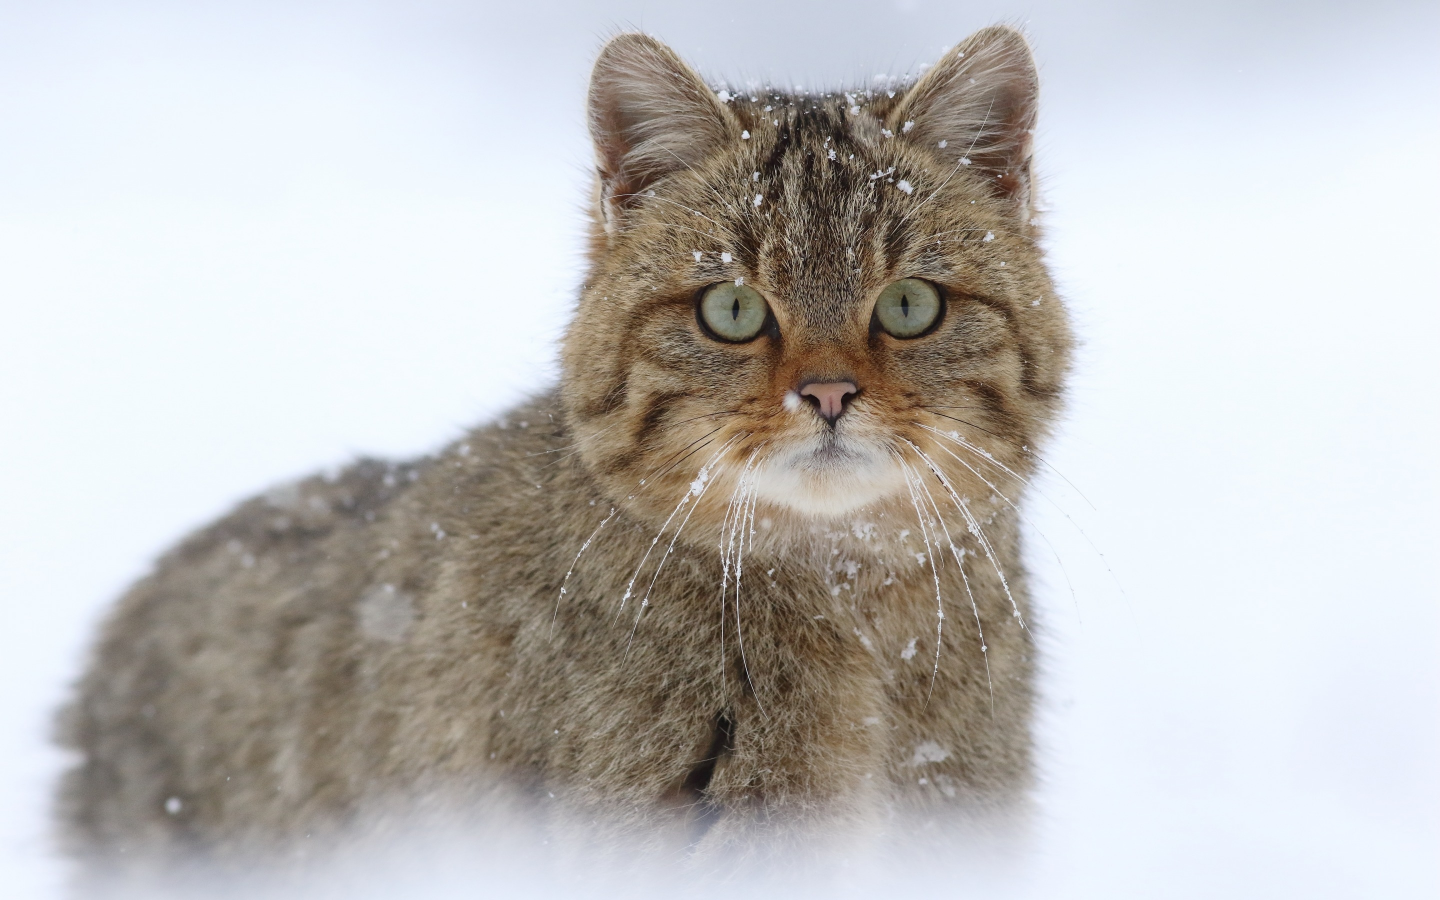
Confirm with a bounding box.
[912,428,1080,621]
[637,436,740,613]
[623,437,739,659]
[1028,450,1097,511]
[906,441,1025,629]
[615,443,731,623]
[718,447,763,703]
[732,449,767,718]
[895,454,947,708]
[920,424,1127,604]
[903,449,993,712]
[916,422,1032,489]
[551,506,618,639]
[553,429,722,638]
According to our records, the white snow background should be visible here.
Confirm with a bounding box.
[1,0,1436,896]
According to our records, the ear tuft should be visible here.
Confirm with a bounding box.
[888,27,1040,211]
[588,34,737,230]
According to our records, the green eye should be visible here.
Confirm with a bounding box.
[874,278,943,338]
[698,282,769,342]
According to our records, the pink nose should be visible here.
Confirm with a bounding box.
[798,381,858,424]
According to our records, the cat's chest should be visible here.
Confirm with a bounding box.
[718,545,959,672]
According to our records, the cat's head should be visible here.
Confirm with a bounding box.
[561,29,1071,537]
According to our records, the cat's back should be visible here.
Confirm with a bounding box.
[54,402,574,862]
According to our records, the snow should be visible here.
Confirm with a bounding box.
[908,741,951,766]
[357,584,415,642]
[1,2,1436,899]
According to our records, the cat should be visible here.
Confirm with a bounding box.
[56,24,1072,878]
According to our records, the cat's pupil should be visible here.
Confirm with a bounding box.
[901,294,910,317]
[731,299,740,321]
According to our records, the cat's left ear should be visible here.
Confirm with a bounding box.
[887,26,1040,214]
[588,34,739,232]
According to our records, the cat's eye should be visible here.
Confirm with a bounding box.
[873,278,943,339]
[698,282,770,342]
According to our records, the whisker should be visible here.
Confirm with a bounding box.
[911,427,1080,621]
[718,447,763,704]
[732,451,766,718]
[921,404,1050,423]
[616,440,734,622]
[642,417,746,485]
[551,437,709,633]
[1025,450,1097,512]
[550,506,618,639]
[901,449,994,713]
[918,409,1015,445]
[902,462,944,686]
[624,436,742,660]
[920,424,1126,602]
[893,451,948,708]
[916,419,1039,495]
[905,441,1026,630]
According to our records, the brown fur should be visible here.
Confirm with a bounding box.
[57,27,1072,875]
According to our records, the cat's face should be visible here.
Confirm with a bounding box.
[562,30,1070,537]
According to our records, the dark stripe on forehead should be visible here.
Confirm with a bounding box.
[759,125,793,181]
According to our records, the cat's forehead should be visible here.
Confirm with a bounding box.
[681,88,959,327]
[727,89,901,175]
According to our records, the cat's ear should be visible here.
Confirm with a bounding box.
[887,26,1039,212]
[588,34,738,231]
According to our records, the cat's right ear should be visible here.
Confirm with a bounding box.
[886,27,1040,213]
[588,34,738,233]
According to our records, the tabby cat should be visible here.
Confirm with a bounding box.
[58,25,1072,874]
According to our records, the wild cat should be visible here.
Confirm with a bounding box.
[57,25,1072,874]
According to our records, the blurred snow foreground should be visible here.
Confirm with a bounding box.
[2,1,1437,898]
[84,803,1040,899]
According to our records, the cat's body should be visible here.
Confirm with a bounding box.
[59,27,1071,875]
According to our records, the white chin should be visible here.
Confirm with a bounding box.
[752,443,906,518]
